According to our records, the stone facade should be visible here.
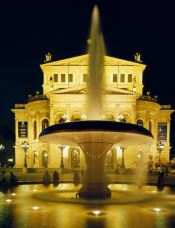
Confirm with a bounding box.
[11,54,173,169]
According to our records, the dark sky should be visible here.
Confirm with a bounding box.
[0,0,174,143]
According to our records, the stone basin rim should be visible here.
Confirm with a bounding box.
[39,120,153,138]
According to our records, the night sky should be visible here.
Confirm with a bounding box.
[0,1,174,145]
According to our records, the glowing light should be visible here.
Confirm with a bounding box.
[62,114,68,120]
[32,206,40,211]
[117,146,122,158]
[11,193,16,196]
[92,210,102,216]
[152,190,156,193]
[81,114,87,119]
[33,189,37,192]
[6,199,12,203]
[153,208,161,212]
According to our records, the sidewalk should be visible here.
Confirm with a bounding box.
[1,168,175,186]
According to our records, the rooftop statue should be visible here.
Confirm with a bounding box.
[134,52,142,62]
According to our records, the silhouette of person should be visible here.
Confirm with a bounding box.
[53,170,59,186]
[42,171,51,185]
[10,172,18,183]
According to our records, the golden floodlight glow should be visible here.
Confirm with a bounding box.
[11,193,16,196]
[6,199,12,203]
[153,208,161,212]
[33,189,37,192]
[32,206,40,211]
[92,210,102,216]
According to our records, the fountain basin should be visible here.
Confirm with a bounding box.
[39,120,153,146]
[39,121,153,198]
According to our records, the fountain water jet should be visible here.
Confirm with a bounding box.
[87,5,105,120]
[39,6,153,199]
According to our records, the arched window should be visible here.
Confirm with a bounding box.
[117,115,126,123]
[71,113,81,122]
[71,148,80,168]
[105,150,114,169]
[33,120,37,139]
[42,119,49,130]
[58,114,68,123]
[42,150,48,168]
[104,113,115,121]
[149,121,152,132]
[136,151,144,166]
[59,118,66,123]
[137,119,144,127]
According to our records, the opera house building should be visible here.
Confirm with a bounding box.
[12,54,173,170]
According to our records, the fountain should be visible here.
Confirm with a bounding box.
[1,6,175,228]
[39,6,153,199]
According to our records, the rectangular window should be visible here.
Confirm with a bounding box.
[113,74,117,82]
[128,74,132,83]
[68,74,73,82]
[53,74,58,82]
[83,74,88,82]
[120,74,125,82]
[61,74,66,82]
[18,122,28,138]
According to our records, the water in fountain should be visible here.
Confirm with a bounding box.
[87,6,105,120]
[39,6,153,199]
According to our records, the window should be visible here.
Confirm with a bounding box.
[42,119,49,130]
[42,150,48,168]
[68,74,73,82]
[59,118,66,123]
[105,150,114,169]
[137,119,144,127]
[118,115,126,122]
[53,74,58,82]
[18,122,28,138]
[71,148,80,168]
[113,74,117,82]
[33,120,37,139]
[120,74,125,82]
[61,74,66,82]
[128,74,132,83]
[83,74,87,82]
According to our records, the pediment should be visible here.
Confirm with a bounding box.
[41,54,146,68]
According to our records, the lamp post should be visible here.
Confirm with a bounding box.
[43,151,48,168]
[157,141,165,162]
[59,145,65,168]
[21,141,29,167]
[120,147,126,168]
[0,144,5,167]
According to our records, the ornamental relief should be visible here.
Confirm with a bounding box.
[53,56,137,67]
[58,57,88,66]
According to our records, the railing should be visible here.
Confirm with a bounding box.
[28,94,48,102]
[138,95,158,103]
[161,105,171,110]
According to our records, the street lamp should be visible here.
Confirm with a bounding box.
[157,141,165,162]
[0,144,5,167]
[59,145,65,168]
[21,141,29,167]
[43,151,48,168]
[120,147,126,168]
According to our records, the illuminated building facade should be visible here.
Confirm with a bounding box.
[12,54,173,169]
